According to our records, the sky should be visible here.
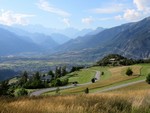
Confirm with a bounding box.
[0,0,150,30]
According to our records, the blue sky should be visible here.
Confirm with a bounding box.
[0,0,150,29]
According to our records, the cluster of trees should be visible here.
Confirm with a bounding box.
[54,66,67,78]
[0,80,12,96]
[70,66,84,72]
[0,80,28,97]
[0,66,69,97]
[51,78,69,87]
[97,54,150,66]
[20,71,48,89]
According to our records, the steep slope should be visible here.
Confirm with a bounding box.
[107,17,150,59]
[88,27,105,35]
[0,25,59,50]
[0,27,43,56]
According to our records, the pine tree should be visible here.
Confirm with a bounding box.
[62,66,67,76]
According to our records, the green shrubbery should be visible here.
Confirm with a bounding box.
[15,88,28,97]
[126,68,133,76]
[146,73,150,84]
[51,78,69,87]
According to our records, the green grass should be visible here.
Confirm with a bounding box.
[60,66,111,84]
[140,63,150,76]
[68,69,95,84]
[88,66,111,80]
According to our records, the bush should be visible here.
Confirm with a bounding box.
[55,87,60,94]
[126,68,133,76]
[16,88,28,97]
[51,78,69,87]
[91,78,95,83]
[146,73,150,84]
[85,88,89,94]
[51,79,62,87]
[23,80,46,89]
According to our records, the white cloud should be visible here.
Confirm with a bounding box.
[115,15,123,20]
[91,4,124,14]
[123,9,141,21]
[82,17,94,25]
[37,0,70,17]
[133,0,150,11]
[62,18,70,27]
[115,0,150,21]
[0,10,34,26]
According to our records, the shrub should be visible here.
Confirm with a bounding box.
[55,87,60,94]
[146,73,150,84]
[126,68,133,76]
[16,88,28,97]
[85,88,89,94]
[51,79,62,87]
[91,78,95,83]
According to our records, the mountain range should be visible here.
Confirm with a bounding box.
[53,17,150,62]
[0,16,150,61]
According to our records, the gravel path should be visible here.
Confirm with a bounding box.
[95,71,101,80]
[95,79,145,93]
[30,71,101,96]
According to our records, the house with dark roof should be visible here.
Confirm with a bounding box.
[41,75,52,82]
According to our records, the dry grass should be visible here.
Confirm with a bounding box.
[110,81,150,92]
[0,90,150,113]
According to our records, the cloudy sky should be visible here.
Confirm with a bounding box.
[0,0,150,29]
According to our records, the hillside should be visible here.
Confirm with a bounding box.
[0,27,44,56]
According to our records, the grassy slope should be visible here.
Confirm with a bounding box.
[110,81,150,92]
[60,66,111,84]
[140,63,150,76]
[44,65,148,95]
[68,69,95,84]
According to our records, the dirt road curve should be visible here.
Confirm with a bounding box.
[96,79,145,93]
[30,71,101,96]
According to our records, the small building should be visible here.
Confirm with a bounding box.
[109,58,116,62]
[41,75,52,82]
